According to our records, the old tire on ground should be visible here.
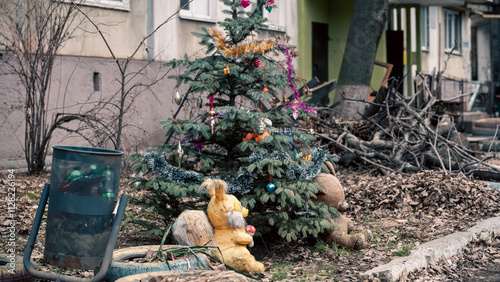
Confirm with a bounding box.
[0,253,31,282]
[104,245,209,281]
[115,270,250,282]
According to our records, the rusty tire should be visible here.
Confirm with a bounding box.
[104,245,208,281]
[115,270,250,282]
[0,253,31,282]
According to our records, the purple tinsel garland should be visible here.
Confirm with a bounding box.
[278,43,317,118]
[181,109,231,152]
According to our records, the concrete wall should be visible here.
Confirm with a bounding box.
[0,0,299,169]
[0,54,190,164]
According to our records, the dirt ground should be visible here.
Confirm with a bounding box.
[1,166,499,281]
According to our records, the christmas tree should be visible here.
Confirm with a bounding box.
[129,0,339,242]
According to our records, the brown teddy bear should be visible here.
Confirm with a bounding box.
[314,162,372,250]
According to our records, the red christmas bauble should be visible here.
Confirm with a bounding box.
[253,59,260,68]
[245,225,256,234]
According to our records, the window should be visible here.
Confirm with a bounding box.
[421,6,429,50]
[262,0,286,32]
[180,0,215,22]
[444,9,461,53]
[62,0,130,11]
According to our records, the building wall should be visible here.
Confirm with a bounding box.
[0,0,299,168]
[297,0,388,103]
[0,54,186,163]
[422,7,471,81]
[59,0,298,62]
[476,23,491,82]
[59,0,150,60]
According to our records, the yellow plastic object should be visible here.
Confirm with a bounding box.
[203,179,265,273]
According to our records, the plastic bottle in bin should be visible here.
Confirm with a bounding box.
[102,166,115,197]
[83,163,100,178]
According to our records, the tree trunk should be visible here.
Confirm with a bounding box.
[332,0,388,121]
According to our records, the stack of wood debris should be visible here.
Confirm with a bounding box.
[311,79,500,181]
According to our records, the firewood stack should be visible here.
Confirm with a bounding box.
[310,80,500,181]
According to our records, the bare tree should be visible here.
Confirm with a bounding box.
[70,0,193,151]
[0,0,86,175]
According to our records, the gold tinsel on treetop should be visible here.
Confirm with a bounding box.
[209,29,275,58]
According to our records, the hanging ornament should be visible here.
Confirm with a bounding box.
[208,109,217,134]
[303,155,312,161]
[174,89,182,105]
[281,132,296,154]
[177,141,184,167]
[257,118,272,135]
[267,166,276,192]
[302,84,312,96]
[241,0,250,8]
[266,182,276,192]
[281,93,289,105]
[224,66,230,75]
[174,69,182,105]
[270,98,277,109]
[265,0,275,12]
[290,99,301,120]
[253,58,260,68]
[197,96,203,108]
[262,84,269,93]
[261,67,268,93]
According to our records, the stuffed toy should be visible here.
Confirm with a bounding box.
[314,162,372,250]
[172,210,215,247]
[204,179,265,272]
[172,179,264,273]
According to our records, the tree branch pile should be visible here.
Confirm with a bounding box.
[313,80,500,180]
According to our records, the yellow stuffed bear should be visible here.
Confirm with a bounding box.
[203,179,265,273]
[172,179,264,273]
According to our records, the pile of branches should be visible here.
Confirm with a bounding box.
[312,80,500,180]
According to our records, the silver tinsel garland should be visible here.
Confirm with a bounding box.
[143,147,329,194]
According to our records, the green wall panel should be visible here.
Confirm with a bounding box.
[297,0,388,104]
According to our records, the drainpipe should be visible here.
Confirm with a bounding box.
[147,0,155,61]
[491,0,500,115]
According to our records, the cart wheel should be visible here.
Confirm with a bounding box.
[0,253,31,282]
[104,245,208,281]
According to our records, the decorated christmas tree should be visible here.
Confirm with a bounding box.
[129,0,339,242]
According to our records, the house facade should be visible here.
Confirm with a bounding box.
[387,0,499,118]
[296,0,389,104]
[0,0,298,168]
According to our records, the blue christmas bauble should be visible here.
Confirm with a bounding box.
[266,183,276,192]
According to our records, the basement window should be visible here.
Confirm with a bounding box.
[93,72,101,92]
